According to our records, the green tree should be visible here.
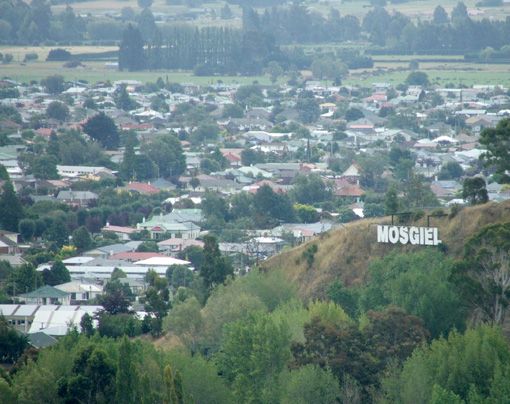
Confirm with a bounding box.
[18,219,36,241]
[44,217,69,248]
[120,139,136,181]
[0,181,23,232]
[480,118,510,183]
[99,280,133,315]
[405,71,429,86]
[216,313,291,403]
[199,235,233,291]
[189,177,200,190]
[80,313,94,336]
[291,318,377,394]
[438,161,463,180]
[83,112,120,150]
[46,101,69,121]
[382,326,510,403]
[451,1,469,23]
[72,226,93,251]
[119,24,145,71]
[296,92,320,124]
[384,185,399,214]
[0,164,9,181]
[137,0,153,8]
[115,84,138,111]
[430,384,464,404]
[280,365,341,404]
[253,184,296,227]
[115,337,138,404]
[58,346,116,403]
[462,177,488,205]
[294,204,320,223]
[265,61,284,84]
[142,134,185,178]
[240,148,263,166]
[41,74,65,94]
[345,107,364,121]
[451,222,510,325]
[43,260,71,286]
[402,173,439,209]
[164,297,203,353]
[360,250,466,338]
[290,174,331,205]
[31,155,59,179]
[222,103,244,119]
[328,280,359,318]
[0,378,16,403]
[433,5,449,24]
[191,123,220,145]
[0,315,28,363]
[6,263,41,295]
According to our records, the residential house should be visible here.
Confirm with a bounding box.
[54,281,103,303]
[56,190,98,207]
[101,223,137,241]
[430,180,462,201]
[340,164,362,184]
[137,209,203,240]
[57,165,116,179]
[110,252,167,262]
[333,178,365,203]
[18,285,72,305]
[125,181,160,195]
[0,230,21,254]
[157,238,204,254]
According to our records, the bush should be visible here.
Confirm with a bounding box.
[2,54,13,64]
[23,53,38,62]
[46,48,72,61]
[97,313,142,338]
[448,203,464,218]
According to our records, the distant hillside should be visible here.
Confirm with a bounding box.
[262,200,510,300]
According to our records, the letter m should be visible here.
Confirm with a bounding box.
[377,225,389,243]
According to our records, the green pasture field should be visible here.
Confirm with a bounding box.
[0,46,118,62]
[50,0,243,29]
[306,0,510,21]
[346,67,510,87]
[47,0,510,27]
[0,60,274,86]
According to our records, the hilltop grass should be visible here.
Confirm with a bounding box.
[262,200,510,300]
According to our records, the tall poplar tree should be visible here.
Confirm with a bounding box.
[119,24,145,71]
[0,181,23,232]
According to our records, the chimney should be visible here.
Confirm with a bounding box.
[143,217,146,223]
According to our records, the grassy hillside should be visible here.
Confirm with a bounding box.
[262,200,510,299]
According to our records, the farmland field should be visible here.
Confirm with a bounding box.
[2,44,510,87]
[0,59,273,86]
[346,67,510,87]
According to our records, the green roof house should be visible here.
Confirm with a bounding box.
[19,285,71,305]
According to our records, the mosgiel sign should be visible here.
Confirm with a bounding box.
[377,225,442,246]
